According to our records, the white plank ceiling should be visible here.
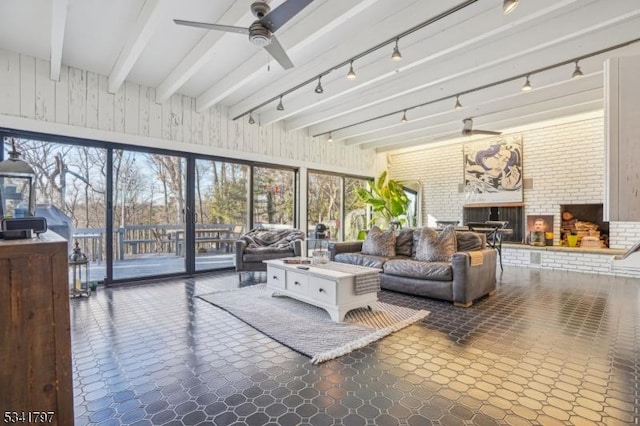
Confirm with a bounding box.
[1,0,639,152]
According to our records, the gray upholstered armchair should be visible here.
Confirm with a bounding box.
[235,228,304,280]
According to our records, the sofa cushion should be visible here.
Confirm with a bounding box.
[335,252,390,269]
[361,226,396,257]
[383,259,453,281]
[395,228,415,257]
[455,231,485,252]
[415,226,456,262]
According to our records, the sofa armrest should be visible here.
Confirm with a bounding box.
[235,239,247,271]
[328,241,363,260]
[451,248,497,306]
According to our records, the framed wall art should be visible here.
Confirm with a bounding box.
[463,135,523,205]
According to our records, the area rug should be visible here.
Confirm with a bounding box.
[197,284,429,364]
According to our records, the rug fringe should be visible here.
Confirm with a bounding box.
[310,310,428,364]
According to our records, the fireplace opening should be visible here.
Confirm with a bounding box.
[560,204,608,248]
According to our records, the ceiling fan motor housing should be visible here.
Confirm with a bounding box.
[251,2,271,19]
[248,22,272,46]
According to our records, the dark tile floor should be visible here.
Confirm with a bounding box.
[70,267,639,425]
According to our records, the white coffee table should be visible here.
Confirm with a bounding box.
[263,259,380,322]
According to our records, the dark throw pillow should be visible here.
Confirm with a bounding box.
[415,226,456,262]
[455,231,484,252]
[395,228,415,257]
[361,226,396,257]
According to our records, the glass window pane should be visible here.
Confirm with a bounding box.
[307,172,342,254]
[194,159,248,271]
[404,187,418,228]
[253,167,295,229]
[344,177,369,240]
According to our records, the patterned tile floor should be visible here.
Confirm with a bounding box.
[70,267,639,425]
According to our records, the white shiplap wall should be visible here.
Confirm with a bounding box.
[384,114,640,251]
[0,49,376,175]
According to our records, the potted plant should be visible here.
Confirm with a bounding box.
[356,171,410,228]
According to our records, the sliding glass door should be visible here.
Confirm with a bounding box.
[193,159,249,271]
[111,149,187,280]
[2,130,300,284]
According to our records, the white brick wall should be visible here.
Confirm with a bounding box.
[521,118,605,245]
[502,246,640,278]
[386,115,640,274]
[388,144,465,226]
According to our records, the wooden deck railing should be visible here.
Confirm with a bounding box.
[73,223,242,260]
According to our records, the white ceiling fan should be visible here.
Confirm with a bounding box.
[462,118,502,136]
[174,0,314,70]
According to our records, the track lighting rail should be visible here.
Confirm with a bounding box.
[312,36,640,139]
[232,0,479,121]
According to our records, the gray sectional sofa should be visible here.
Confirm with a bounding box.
[328,227,497,307]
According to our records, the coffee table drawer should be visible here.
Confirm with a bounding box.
[286,270,309,295]
[309,277,336,304]
[268,267,286,289]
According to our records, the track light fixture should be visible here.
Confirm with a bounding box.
[328,133,333,142]
[503,0,519,15]
[401,110,408,123]
[346,60,357,80]
[314,76,324,94]
[391,39,402,61]
[571,61,583,79]
[248,113,255,124]
[521,75,532,91]
[454,95,463,110]
[276,96,284,111]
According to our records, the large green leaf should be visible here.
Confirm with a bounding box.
[355,170,411,228]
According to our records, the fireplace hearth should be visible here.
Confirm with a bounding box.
[560,204,608,248]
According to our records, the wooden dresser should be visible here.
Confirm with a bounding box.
[0,232,73,425]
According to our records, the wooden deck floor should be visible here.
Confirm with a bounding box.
[86,252,235,282]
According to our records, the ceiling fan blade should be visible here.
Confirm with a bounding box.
[470,129,502,136]
[174,20,249,35]
[264,35,294,69]
[260,0,315,32]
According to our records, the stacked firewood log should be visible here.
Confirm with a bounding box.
[561,211,606,247]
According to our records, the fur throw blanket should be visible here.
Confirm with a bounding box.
[241,228,305,249]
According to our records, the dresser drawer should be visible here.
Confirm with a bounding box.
[267,266,286,289]
[286,270,309,295]
[309,277,336,304]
